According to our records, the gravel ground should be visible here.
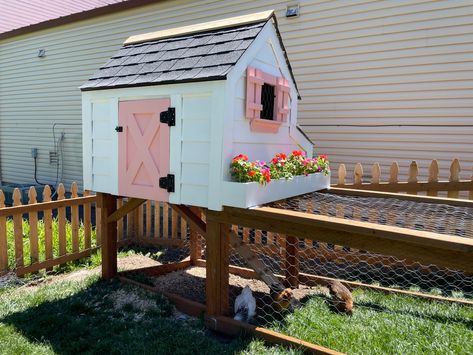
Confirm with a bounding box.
[151,266,322,307]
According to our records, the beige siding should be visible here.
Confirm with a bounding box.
[1,0,472,190]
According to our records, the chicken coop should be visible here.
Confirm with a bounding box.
[81,11,473,353]
[81,10,328,211]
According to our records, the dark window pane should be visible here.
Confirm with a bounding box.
[260,83,275,120]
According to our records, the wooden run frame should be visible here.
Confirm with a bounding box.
[98,188,473,353]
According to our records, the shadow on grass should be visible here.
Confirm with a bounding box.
[1,278,251,355]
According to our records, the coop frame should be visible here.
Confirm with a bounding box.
[96,187,473,353]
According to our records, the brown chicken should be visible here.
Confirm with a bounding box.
[271,287,294,311]
[328,280,353,314]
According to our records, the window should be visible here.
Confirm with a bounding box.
[246,67,291,133]
[260,84,275,120]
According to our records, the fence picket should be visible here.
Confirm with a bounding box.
[408,161,418,195]
[0,191,7,273]
[126,199,134,240]
[371,163,381,184]
[172,208,178,239]
[146,200,152,238]
[43,186,53,268]
[12,189,23,268]
[448,159,461,199]
[84,190,92,248]
[57,184,67,256]
[427,160,439,196]
[116,198,123,241]
[389,162,399,183]
[354,163,363,185]
[28,187,39,264]
[138,204,144,239]
[163,203,169,238]
[154,201,161,238]
[338,164,346,185]
[470,167,473,200]
[71,183,79,253]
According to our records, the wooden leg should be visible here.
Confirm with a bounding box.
[205,218,230,316]
[97,193,118,280]
[285,235,299,289]
[189,207,202,264]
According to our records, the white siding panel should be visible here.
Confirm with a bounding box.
[1,0,472,188]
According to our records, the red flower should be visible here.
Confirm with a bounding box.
[248,171,256,177]
[271,158,279,164]
[319,154,328,161]
[232,154,248,162]
[292,150,305,157]
[276,153,287,160]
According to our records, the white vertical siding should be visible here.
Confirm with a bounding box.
[1,0,472,190]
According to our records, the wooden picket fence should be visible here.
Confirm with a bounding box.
[1,158,472,277]
[0,183,97,276]
[334,158,473,199]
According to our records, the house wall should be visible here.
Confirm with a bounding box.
[82,81,226,208]
[1,0,473,190]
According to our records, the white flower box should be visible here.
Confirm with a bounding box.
[221,172,330,209]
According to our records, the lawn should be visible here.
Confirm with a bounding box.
[0,275,298,355]
[265,288,473,354]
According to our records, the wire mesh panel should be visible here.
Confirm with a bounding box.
[226,222,473,353]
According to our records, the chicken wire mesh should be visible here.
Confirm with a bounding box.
[227,191,473,331]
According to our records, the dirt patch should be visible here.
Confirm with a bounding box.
[150,266,321,308]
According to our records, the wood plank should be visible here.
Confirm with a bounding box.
[408,161,418,195]
[12,189,23,268]
[16,248,97,276]
[146,200,152,238]
[354,163,363,185]
[448,159,461,199]
[27,187,39,265]
[84,190,92,249]
[107,198,145,223]
[171,208,178,239]
[285,235,299,288]
[154,201,161,237]
[57,184,67,256]
[337,164,346,185]
[170,205,206,236]
[218,206,473,273]
[205,219,229,316]
[427,160,439,197]
[138,203,144,238]
[71,183,80,253]
[332,180,473,194]
[133,237,187,248]
[0,191,7,273]
[43,186,53,270]
[0,195,96,217]
[116,198,124,241]
[163,203,169,238]
[97,193,118,280]
[327,187,473,208]
[119,260,191,277]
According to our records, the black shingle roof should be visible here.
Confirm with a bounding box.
[80,21,266,91]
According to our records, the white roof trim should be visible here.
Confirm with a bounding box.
[124,10,274,45]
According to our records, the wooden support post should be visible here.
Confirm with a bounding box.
[189,207,202,264]
[284,235,299,289]
[205,217,230,316]
[97,193,118,280]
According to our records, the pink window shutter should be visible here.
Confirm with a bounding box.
[276,77,291,122]
[246,67,264,119]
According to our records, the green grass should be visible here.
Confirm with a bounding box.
[0,276,296,355]
[5,218,98,272]
[266,288,473,354]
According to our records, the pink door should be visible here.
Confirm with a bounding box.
[118,99,171,201]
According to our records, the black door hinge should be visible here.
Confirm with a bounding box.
[115,126,123,132]
[160,107,175,126]
[159,174,175,193]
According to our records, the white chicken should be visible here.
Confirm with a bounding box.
[233,286,256,322]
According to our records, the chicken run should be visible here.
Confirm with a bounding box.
[107,189,473,352]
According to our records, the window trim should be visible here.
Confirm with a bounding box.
[246,67,291,133]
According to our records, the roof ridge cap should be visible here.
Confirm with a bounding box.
[124,10,274,45]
